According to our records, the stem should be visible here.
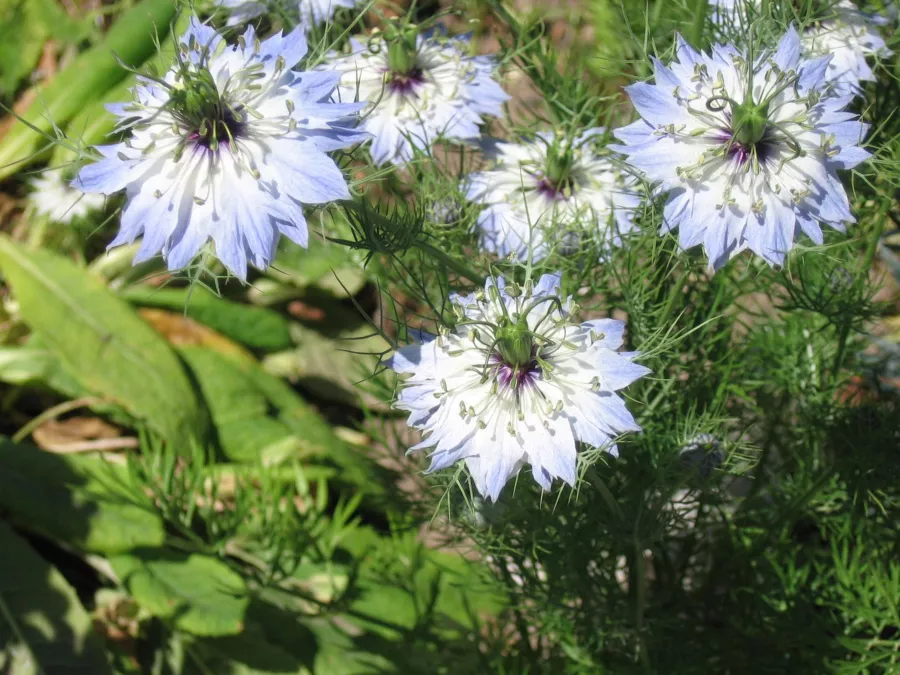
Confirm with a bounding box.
[690,0,707,47]
[12,396,103,443]
[416,241,486,286]
[631,541,653,672]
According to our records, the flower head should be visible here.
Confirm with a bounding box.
[74,19,367,279]
[800,0,891,96]
[322,28,507,165]
[465,129,642,262]
[30,173,105,224]
[612,27,871,270]
[216,0,358,30]
[709,0,890,96]
[387,273,650,501]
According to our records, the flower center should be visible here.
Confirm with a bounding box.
[170,66,246,153]
[385,29,425,95]
[537,147,578,199]
[730,96,770,148]
[192,107,245,150]
[494,317,534,369]
[494,357,542,391]
[388,67,425,94]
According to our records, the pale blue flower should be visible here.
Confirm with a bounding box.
[465,129,642,262]
[386,273,649,502]
[612,27,871,270]
[322,31,508,165]
[709,0,892,96]
[74,19,367,280]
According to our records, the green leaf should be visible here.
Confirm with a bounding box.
[0,522,112,674]
[110,549,249,637]
[240,357,391,495]
[0,345,56,385]
[177,346,386,495]
[268,237,366,298]
[0,0,84,101]
[263,321,389,409]
[177,346,298,463]
[122,285,294,351]
[0,437,165,553]
[0,237,208,444]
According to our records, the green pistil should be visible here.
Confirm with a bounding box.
[385,28,419,76]
[495,316,534,369]
[730,96,770,147]
[169,66,244,153]
[545,145,576,192]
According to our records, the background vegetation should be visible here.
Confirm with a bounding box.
[0,0,898,673]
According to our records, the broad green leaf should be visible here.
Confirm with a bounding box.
[0,437,165,553]
[0,345,55,385]
[123,285,293,351]
[0,522,112,674]
[266,237,366,298]
[0,237,207,444]
[177,346,298,463]
[336,526,505,640]
[263,321,389,409]
[0,0,84,101]
[181,616,317,675]
[177,345,388,493]
[241,357,391,495]
[110,549,249,637]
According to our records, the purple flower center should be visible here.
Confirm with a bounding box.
[717,117,775,167]
[387,68,425,95]
[492,353,542,390]
[535,176,574,201]
[191,108,245,151]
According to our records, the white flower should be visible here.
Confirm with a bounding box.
[73,19,367,280]
[465,129,642,262]
[29,173,104,224]
[709,0,890,95]
[612,27,871,270]
[322,30,508,165]
[216,0,357,29]
[386,273,650,501]
[800,0,892,96]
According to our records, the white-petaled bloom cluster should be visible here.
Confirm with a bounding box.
[74,19,367,280]
[29,174,105,224]
[386,273,650,502]
[465,129,642,262]
[612,27,871,270]
[321,30,508,165]
[709,0,891,96]
[800,0,892,96]
[216,0,357,30]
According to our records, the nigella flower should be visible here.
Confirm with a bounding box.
[74,19,367,279]
[708,0,891,96]
[465,129,642,262]
[215,0,357,30]
[321,27,507,165]
[386,273,650,501]
[30,173,105,224]
[612,27,871,270]
[800,0,891,96]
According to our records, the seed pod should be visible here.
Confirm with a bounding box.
[0,0,178,181]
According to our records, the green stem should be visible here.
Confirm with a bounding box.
[12,396,103,443]
[631,542,653,672]
[416,241,486,286]
[690,0,707,47]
